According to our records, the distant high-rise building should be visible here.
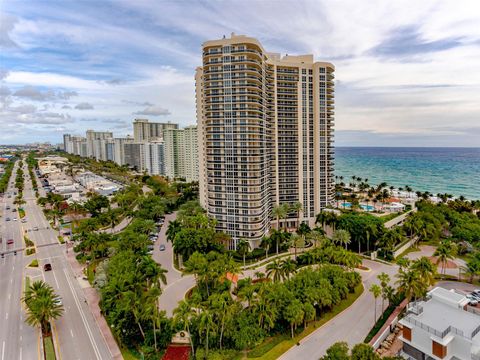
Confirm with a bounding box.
[144,141,166,176]
[124,142,145,172]
[183,126,199,182]
[133,119,178,142]
[164,125,198,182]
[63,134,72,153]
[105,138,115,162]
[113,136,134,166]
[164,129,184,179]
[86,130,113,160]
[196,34,335,247]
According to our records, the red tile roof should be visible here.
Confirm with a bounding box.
[162,345,190,360]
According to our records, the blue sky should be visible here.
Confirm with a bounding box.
[1,0,480,146]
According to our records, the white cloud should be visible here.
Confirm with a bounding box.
[75,102,94,110]
[133,105,170,116]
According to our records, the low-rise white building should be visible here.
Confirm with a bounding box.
[75,171,121,196]
[399,287,480,360]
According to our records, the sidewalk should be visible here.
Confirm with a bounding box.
[66,249,123,360]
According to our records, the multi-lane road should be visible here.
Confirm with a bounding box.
[0,160,38,360]
[1,160,114,360]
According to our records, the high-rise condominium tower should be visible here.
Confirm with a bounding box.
[133,119,178,142]
[196,34,335,248]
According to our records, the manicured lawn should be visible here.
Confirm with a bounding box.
[248,283,364,359]
[44,335,56,360]
[120,347,141,360]
[25,276,30,291]
[29,259,38,267]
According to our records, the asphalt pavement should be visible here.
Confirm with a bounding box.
[0,161,38,360]
[279,259,399,360]
[1,161,114,360]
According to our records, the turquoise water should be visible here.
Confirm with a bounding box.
[335,147,480,200]
[340,202,375,211]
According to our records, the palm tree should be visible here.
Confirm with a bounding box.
[266,260,283,283]
[272,205,287,230]
[365,223,377,253]
[332,229,351,249]
[308,228,325,248]
[291,233,302,260]
[284,299,304,338]
[166,219,181,243]
[280,259,297,280]
[461,261,480,283]
[236,239,250,268]
[395,268,424,302]
[315,210,328,230]
[260,236,271,259]
[22,280,64,336]
[411,257,436,287]
[326,211,339,232]
[434,241,457,278]
[377,272,390,312]
[369,284,381,324]
[210,292,232,350]
[198,308,216,357]
[291,201,303,229]
[270,229,283,255]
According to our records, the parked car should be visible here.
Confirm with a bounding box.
[43,263,52,271]
[12,208,17,212]
[12,218,17,221]
[7,239,14,245]
[159,244,166,251]
[6,217,10,221]
[469,293,480,302]
[33,226,38,231]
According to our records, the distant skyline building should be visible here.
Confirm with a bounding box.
[63,121,198,179]
[196,34,335,247]
[113,136,134,166]
[164,125,198,181]
[133,119,178,142]
[85,130,113,160]
[144,141,166,176]
[124,142,145,171]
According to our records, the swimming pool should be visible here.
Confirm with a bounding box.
[340,202,375,211]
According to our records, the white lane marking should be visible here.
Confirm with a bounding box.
[70,329,74,338]
[52,267,60,289]
[8,294,10,300]
[63,268,101,360]
[1,341,4,360]
[10,279,12,284]
[19,347,22,360]
[5,313,8,320]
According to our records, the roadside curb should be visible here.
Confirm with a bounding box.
[279,284,366,359]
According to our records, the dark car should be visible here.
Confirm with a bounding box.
[43,263,52,271]
[159,244,166,251]
[6,217,10,221]
[7,239,14,245]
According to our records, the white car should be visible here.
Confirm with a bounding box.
[13,218,17,221]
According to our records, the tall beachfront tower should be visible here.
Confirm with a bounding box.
[133,119,178,142]
[196,34,335,248]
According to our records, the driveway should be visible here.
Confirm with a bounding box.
[405,245,465,278]
[153,212,196,317]
[280,259,398,360]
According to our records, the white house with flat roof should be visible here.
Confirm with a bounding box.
[399,287,480,360]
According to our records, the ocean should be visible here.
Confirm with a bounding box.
[334,147,480,200]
